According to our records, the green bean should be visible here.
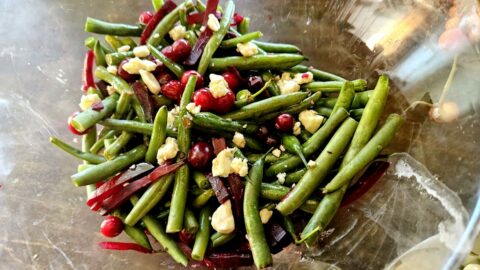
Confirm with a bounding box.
[148,1,194,47]
[261,71,281,96]
[145,106,168,164]
[81,127,97,194]
[105,51,134,66]
[260,183,289,201]
[315,107,333,117]
[265,108,349,177]
[260,91,322,121]
[237,17,250,34]
[71,144,147,187]
[303,79,366,93]
[192,189,214,208]
[90,130,117,154]
[316,107,364,122]
[130,196,188,266]
[113,91,132,119]
[289,65,346,82]
[283,216,298,242]
[105,35,123,51]
[148,44,185,78]
[120,37,137,48]
[84,36,113,53]
[300,129,312,142]
[211,232,235,248]
[104,138,115,149]
[131,96,147,123]
[125,174,174,226]
[193,171,210,190]
[253,40,301,54]
[185,30,198,46]
[275,118,358,215]
[223,92,308,121]
[220,31,263,48]
[166,75,197,233]
[190,185,205,197]
[151,94,173,107]
[285,168,307,185]
[95,66,133,94]
[331,81,355,115]
[244,153,273,268]
[193,112,259,134]
[323,114,403,193]
[193,125,265,152]
[282,135,308,167]
[103,131,133,160]
[197,0,235,75]
[209,54,305,72]
[85,17,144,36]
[113,210,152,249]
[191,206,212,261]
[152,0,164,11]
[93,40,107,67]
[195,0,206,11]
[316,90,373,109]
[157,208,171,220]
[246,152,290,164]
[99,119,177,137]
[70,94,119,133]
[184,208,199,234]
[50,137,106,164]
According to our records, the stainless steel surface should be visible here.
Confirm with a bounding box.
[0,0,479,269]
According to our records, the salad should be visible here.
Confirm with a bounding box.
[50,0,404,268]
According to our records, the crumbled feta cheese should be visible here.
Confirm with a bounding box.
[79,94,101,111]
[167,106,180,128]
[259,208,273,224]
[186,102,201,115]
[236,42,258,57]
[139,70,161,94]
[133,45,150,58]
[279,145,286,152]
[293,72,314,84]
[117,45,131,52]
[232,132,246,148]
[200,25,206,32]
[122,57,157,74]
[106,85,117,95]
[299,110,325,133]
[211,200,235,234]
[230,157,248,177]
[169,25,187,41]
[293,121,302,135]
[272,148,282,158]
[153,33,160,39]
[107,65,118,75]
[277,79,300,94]
[207,14,220,32]
[212,148,236,177]
[156,137,179,164]
[307,160,317,169]
[276,172,287,184]
[209,74,230,98]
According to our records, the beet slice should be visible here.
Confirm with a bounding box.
[98,242,152,253]
[265,220,292,254]
[82,50,96,91]
[211,137,227,155]
[226,174,244,219]
[140,0,177,45]
[207,174,229,204]
[132,81,155,123]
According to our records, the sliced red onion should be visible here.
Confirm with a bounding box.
[98,242,152,253]
[82,50,96,91]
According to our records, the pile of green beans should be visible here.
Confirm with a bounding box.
[50,1,404,268]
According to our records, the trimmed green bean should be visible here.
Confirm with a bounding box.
[303,79,366,93]
[185,30,198,46]
[99,119,177,137]
[193,112,259,134]
[113,91,132,119]
[148,44,185,78]
[191,206,212,261]
[90,130,117,154]
[237,17,250,35]
[285,168,307,185]
[282,135,308,167]
[246,152,290,164]
[220,31,263,48]
[244,153,273,268]
[192,189,214,209]
[120,37,137,48]
[145,106,168,164]
[315,107,333,117]
[94,40,107,67]
[300,129,312,142]
[125,174,174,226]
[50,137,106,164]
[197,0,235,75]
[166,75,197,233]
[105,51,134,66]
[85,17,144,36]
[152,0,164,11]
[103,131,133,160]
[148,1,194,46]
[71,144,147,187]
[151,94,173,107]
[209,54,305,72]
[193,171,210,190]
[223,92,308,121]
[211,232,235,248]
[105,35,123,51]
[131,96,147,123]
[95,66,133,94]
[70,94,119,133]
[289,65,346,82]
[113,210,152,249]
[331,81,355,115]
[85,36,113,53]
[261,71,281,96]
[260,183,289,201]
[316,90,373,109]
[82,127,97,194]
[184,208,199,234]
[260,92,322,121]
[253,40,301,54]
[317,107,364,121]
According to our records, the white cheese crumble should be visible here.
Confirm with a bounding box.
[133,45,150,58]
[279,145,286,152]
[106,85,117,96]
[156,137,179,164]
[167,106,180,129]
[230,157,248,177]
[211,200,235,234]
[299,110,324,133]
[107,65,118,75]
[293,72,314,84]
[212,148,236,177]
[139,70,161,95]
[122,57,157,74]
[207,14,220,32]
[259,208,273,224]
[236,42,258,57]
[232,132,246,148]
[272,148,282,158]
[293,121,302,135]
[278,79,300,94]
[169,25,187,41]
[209,74,230,98]
[186,102,201,115]
[79,94,101,111]
[276,172,287,184]
[117,45,131,52]
[307,160,317,169]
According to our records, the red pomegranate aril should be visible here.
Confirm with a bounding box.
[162,80,184,102]
[275,113,295,132]
[222,71,240,91]
[67,112,88,135]
[214,90,236,114]
[193,88,215,111]
[100,216,124,238]
[181,70,204,89]
[188,141,214,169]
[117,60,136,82]
[161,46,176,61]
[256,126,269,141]
[139,11,153,24]
[247,75,264,91]
[157,72,175,86]
[161,39,192,63]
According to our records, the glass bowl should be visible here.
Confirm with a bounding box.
[0,0,479,269]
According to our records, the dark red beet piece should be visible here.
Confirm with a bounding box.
[82,50,96,91]
[98,242,152,253]
[178,229,196,245]
[132,81,155,122]
[231,13,244,26]
[265,221,292,254]
[207,174,230,204]
[226,174,244,219]
[117,60,137,82]
[140,0,177,44]
[91,102,104,111]
[211,137,227,155]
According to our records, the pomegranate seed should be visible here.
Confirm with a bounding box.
[157,72,175,86]
[67,112,88,135]
[275,113,295,132]
[188,141,214,169]
[193,88,215,111]
[171,39,191,62]
[139,11,153,25]
[100,216,124,238]
[181,70,204,89]
[117,60,137,82]
[161,46,176,61]
[247,75,264,91]
[222,71,240,91]
[213,90,236,114]
[161,80,184,102]
[256,126,269,141]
